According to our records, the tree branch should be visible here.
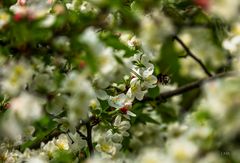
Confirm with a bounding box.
[85,122,94,156]
[173,35,213,77]
[154,71,237,102]
[19,71,237,153]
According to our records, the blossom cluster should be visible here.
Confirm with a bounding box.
[0,0,240,163]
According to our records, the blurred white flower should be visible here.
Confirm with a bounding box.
[197,152,224,163]
[10,0,54,19]
[62,71,95,125]
[95,89,109,100]
[140,9,174,49]
[167,122,188,137]
[0,61,33,96]
[223,35,240,54]
[1,114,23,141]
[98,48,118,75]
[137,148,171,163]
[168,137,198,162]
[54,134,69,150]
[62,71,94,95]
[203,80,226,119]
[27,156,48,163]
[39,14,56,28]
[119,33,141,49]
[10,92,43,121]
[80,27,105,55]
[209,0,240,21]
[42,141,58,157]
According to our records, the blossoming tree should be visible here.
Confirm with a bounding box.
[0,0,240,162]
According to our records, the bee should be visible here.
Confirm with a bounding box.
[157,73,171,85]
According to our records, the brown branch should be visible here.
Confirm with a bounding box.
[86,122,94,156]
[153,71,237,102]
[173,35,213,77]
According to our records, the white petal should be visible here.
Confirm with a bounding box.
[114,115,122,126]
[143,66,154,77]
[95,89,109,100]
[127,110,136,117]
[136,93,144,101]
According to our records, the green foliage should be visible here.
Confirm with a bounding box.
[0,0,239,162]
[50,150,75,163]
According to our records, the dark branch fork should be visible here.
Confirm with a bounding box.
[173,35,213,77]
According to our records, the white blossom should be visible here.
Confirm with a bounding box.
[113,115,131,137]
[108,93,131,109]
[127,78,147,101]
[168,138,198,162]
[96,130,122,156]
[0,61,33,96]
[10,92,43,121]
[209,0,240,21]
[54,134,69,150]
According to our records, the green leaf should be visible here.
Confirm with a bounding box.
[99,100,109,110]
[81,44,99,74]
[210,17,227,46]
[157,105,177,123]
[146,86,160,98]
[162,5,185,25]
[50,150,75,163]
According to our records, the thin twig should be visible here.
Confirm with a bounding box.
[76,130,87,140]
[173,35,213,77]
[155,71,237,102]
